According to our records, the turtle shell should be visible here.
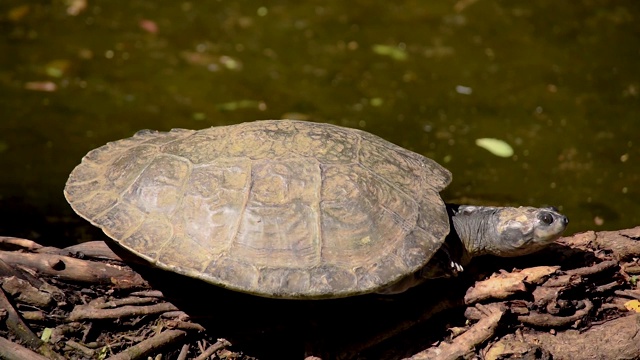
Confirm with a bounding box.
[64,120,452,299]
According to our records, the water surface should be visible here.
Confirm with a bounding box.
[0,0,638,242]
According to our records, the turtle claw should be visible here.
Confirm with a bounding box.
[450,261,464,274]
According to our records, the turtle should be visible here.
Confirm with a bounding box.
[64,120,568,299]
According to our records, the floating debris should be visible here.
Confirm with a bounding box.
[8,5,30,22]
[139,19,159,34]
[369,98,384,107]
[66,0,87,16]
[475,138,514,157]
[454,0,479,13]
[180,52,242,71]
[594,216,604,226]
[455,85,473,95]
[257,7,268,16]
[24,81,57,92]
[372,44,407,61]
[45,59,71,78]
[281,113,310,121]
[219,56,242,70]
[216,100,266,112]
[192,112,207,121]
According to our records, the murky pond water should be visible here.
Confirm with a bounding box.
[0,0,638,243]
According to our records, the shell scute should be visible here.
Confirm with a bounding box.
[65,120,452,298]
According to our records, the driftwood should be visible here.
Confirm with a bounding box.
[459,226,640,360]
[0,283,64,360]
[0,227,639,359]
[0,335,52,360]
[0,240,234,360]
[0,247,146,289]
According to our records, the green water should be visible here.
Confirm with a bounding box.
[0,0,638,243]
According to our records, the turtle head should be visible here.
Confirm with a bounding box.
[491,206,569,257]
[451,205,569,258]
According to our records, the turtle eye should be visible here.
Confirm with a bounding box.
[538,212,554,225]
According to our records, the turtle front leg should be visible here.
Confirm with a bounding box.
[377,245,463,295]
[418,244,465,279]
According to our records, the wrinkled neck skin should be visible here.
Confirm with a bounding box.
[380,204,567,294]
[447,204,500,263]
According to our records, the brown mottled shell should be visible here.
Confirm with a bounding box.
[64,120,452,299]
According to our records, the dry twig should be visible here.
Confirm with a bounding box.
[105,329,187,360]
[194,338,232,360]
[69,302,179,321]
[406,303,506,360]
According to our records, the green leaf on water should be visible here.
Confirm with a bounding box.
[45,59,71,78]
[192,112,206,121]
[216,100,263,112]
[372,44,407,61]
[475,138,514,157]
[369,97,384,107]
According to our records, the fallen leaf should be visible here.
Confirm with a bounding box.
[372,44,407,61]
[41,327,53,342]
[45,59,71,78]
[624,300,640,313]
[216,100,265,111]
[475,138,514,157]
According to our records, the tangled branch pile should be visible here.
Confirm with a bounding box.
[1,226,640,359]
